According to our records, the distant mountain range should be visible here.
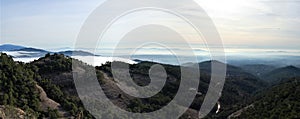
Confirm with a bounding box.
[0,44,26,51]
[12,47,48,52]
[0,44,96,57]
[57,50,96,56]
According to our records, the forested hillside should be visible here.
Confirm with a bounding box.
[0,53,63,118]
[234,78,300,118]
[1,53,299,119]
[30,53,94,118]
[263,66,300,84]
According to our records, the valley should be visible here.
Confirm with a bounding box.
[1,52,299,118]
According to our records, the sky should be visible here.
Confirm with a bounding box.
[1,0,300,51]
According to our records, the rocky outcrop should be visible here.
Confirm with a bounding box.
[0,105,35,119]
[35,84,69,117]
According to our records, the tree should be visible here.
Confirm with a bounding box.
[3,94,9,105]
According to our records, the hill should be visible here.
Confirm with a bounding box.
[0,53,68,118]
[0,44,25,51]
[57,50,95,56]
[232,77,300,118]
[195,61,267,118]
[12,47,48,52]
[30,55,266,118]
[30,53,94,118]
[241,64,276,78]
[96,60,266,118]
[1,52,297,118]
[263,65,300,84]
[1,44,96,58]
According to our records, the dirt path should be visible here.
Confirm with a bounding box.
[227,104,254,119]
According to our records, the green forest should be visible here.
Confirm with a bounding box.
[1,53,299,119]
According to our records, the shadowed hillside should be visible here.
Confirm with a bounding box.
[232,77,300,118]
[263,66,300,84]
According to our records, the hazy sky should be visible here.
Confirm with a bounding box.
[1,0,299,50]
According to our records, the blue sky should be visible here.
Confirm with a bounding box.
[1,0,300,50]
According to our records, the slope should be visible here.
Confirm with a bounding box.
[0,53,67,118]
[263,65,300,84]
[234,77,300,118]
